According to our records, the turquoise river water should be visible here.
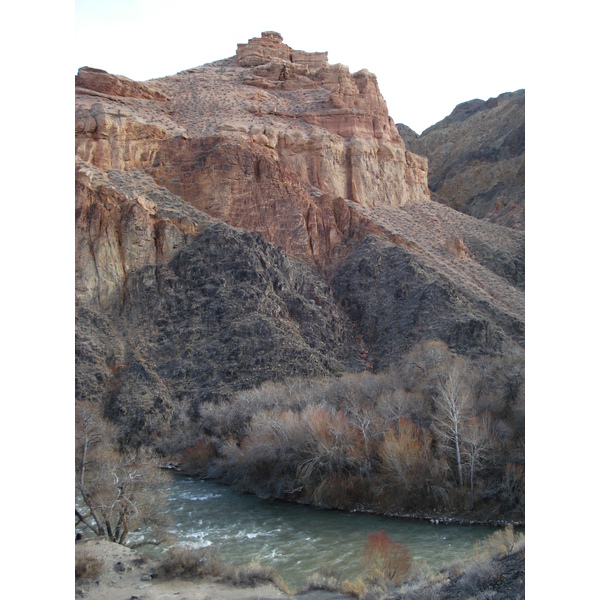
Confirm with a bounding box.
[131,475,509,588]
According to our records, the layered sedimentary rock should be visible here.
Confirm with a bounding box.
[76,32,429,272]
[397,90,525,229]
[75,163,365,445]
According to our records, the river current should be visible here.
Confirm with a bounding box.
[133,475,503,588]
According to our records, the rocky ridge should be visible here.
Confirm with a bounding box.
[397,89,525,229]
[334,200,524,369]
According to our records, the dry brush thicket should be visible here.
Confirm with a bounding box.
[158,545,292,593]
[184,339,524,519]
[75,402,172,546]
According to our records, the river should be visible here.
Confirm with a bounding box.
[132,475,506,588]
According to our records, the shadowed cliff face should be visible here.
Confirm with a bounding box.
[75,33,524,447]
[397,90,525,230]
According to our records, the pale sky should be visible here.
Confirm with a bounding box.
[74,0,528,134]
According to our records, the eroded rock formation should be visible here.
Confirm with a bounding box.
[75,33,524,446]
[76,32,429,273]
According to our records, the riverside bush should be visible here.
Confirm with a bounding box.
[184,340,524,519]
[75,547,104,581]
[159,546,225,579]
[363,531,412,585]
[179,437,217,476]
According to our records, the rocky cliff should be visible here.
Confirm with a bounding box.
[76,31,429,274]
[397,90,525,229]
[75,33,524,446]
[75,161,365,445]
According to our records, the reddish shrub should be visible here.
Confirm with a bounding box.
[363,531,411,585]
[180,438,217,475]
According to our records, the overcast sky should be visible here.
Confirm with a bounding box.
[74,0,528,134]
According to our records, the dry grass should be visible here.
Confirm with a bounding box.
[158,545,225,579]
[474,524,525,559]
[342,576,369,597]
[75,547,105,581]
[158,547,291,594]
[300,563,345,593]
[227,559,291,593]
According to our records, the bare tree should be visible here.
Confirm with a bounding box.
[461,413,495,507]
[75,402,170,546]
[432,361,473,489]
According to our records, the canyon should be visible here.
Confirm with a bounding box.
[75,31,524,448]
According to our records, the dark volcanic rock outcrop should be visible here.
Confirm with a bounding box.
[76,164,363,444]
[397,90,525,229]
[122,221,362,402]
[334,234,523,369]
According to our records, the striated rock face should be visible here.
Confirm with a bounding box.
[76,32,429,272]
[397,90,524,229]
[75,160,213,312]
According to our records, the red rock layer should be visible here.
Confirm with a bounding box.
[75,32,429,273]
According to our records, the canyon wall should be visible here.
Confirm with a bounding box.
[76,32,429,273]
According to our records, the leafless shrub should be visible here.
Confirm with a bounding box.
[196,339,523,517]
[500,463,525,510]
[399,581,445,600]
[363,531,412,586]
[216,404,368,504]
[458,556,500,596]
[445,234,467,258]
[342,576,368,597]
[461,413,496,506]
[75,547,104,581]
[377,419,445,508]
[227,558,290,592]
[158,545,225,579]
[475,525,524,559]
[300,564,344,593]
[75,402,171,546]
[179,437,217,476]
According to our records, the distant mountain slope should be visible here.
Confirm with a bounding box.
[397,90,524,229]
